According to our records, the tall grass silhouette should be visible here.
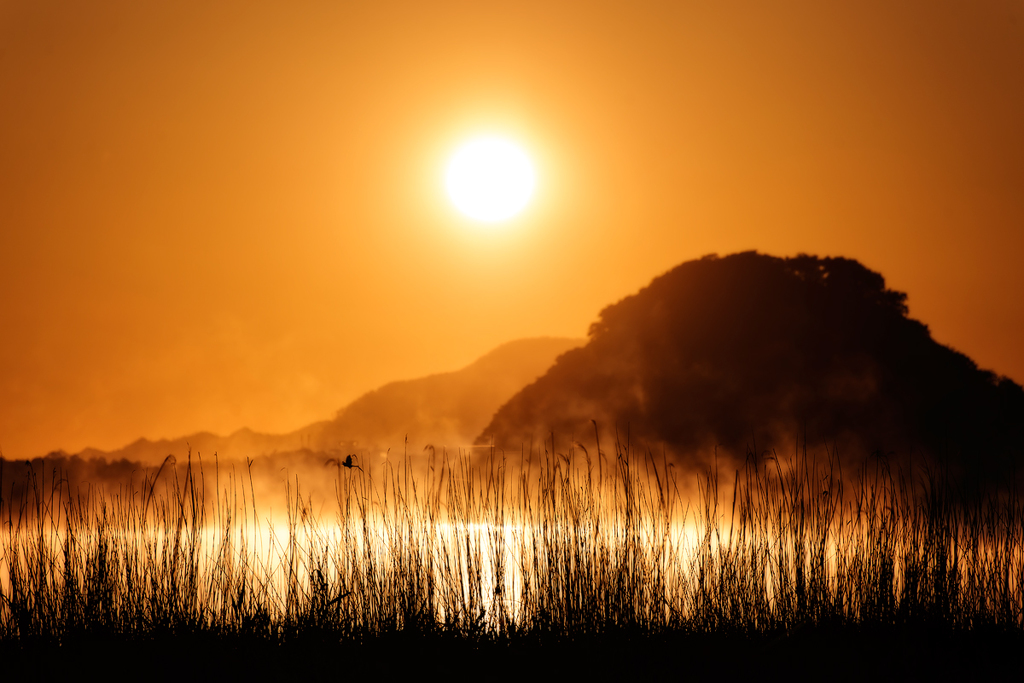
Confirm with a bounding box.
[2,439,1022,646]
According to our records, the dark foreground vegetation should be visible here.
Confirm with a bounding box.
[2,442,1023,677]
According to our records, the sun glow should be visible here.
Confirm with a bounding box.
[445,137,536,222]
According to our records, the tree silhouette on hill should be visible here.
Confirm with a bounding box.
[478,252,1024,477]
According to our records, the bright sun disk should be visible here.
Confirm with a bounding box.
[446,137,535,222]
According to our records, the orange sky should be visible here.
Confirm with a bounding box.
[1,0,1022,458]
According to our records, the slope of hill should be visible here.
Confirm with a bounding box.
[478,253,1024,476]
[55,336,582,466]
[313,336,584,451]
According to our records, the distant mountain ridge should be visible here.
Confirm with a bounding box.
[478,252,1024,478]
[315,337,584,451]
[56,336,583,465]
[73,427,313,467]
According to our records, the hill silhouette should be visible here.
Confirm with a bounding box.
[313,336,584,451]
[478,252,1024,477]
[3,337,582,505]
[24,337,582,468]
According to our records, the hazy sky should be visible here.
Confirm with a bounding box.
[1,0,1022,458]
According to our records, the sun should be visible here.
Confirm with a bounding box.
[445,137,536,222]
